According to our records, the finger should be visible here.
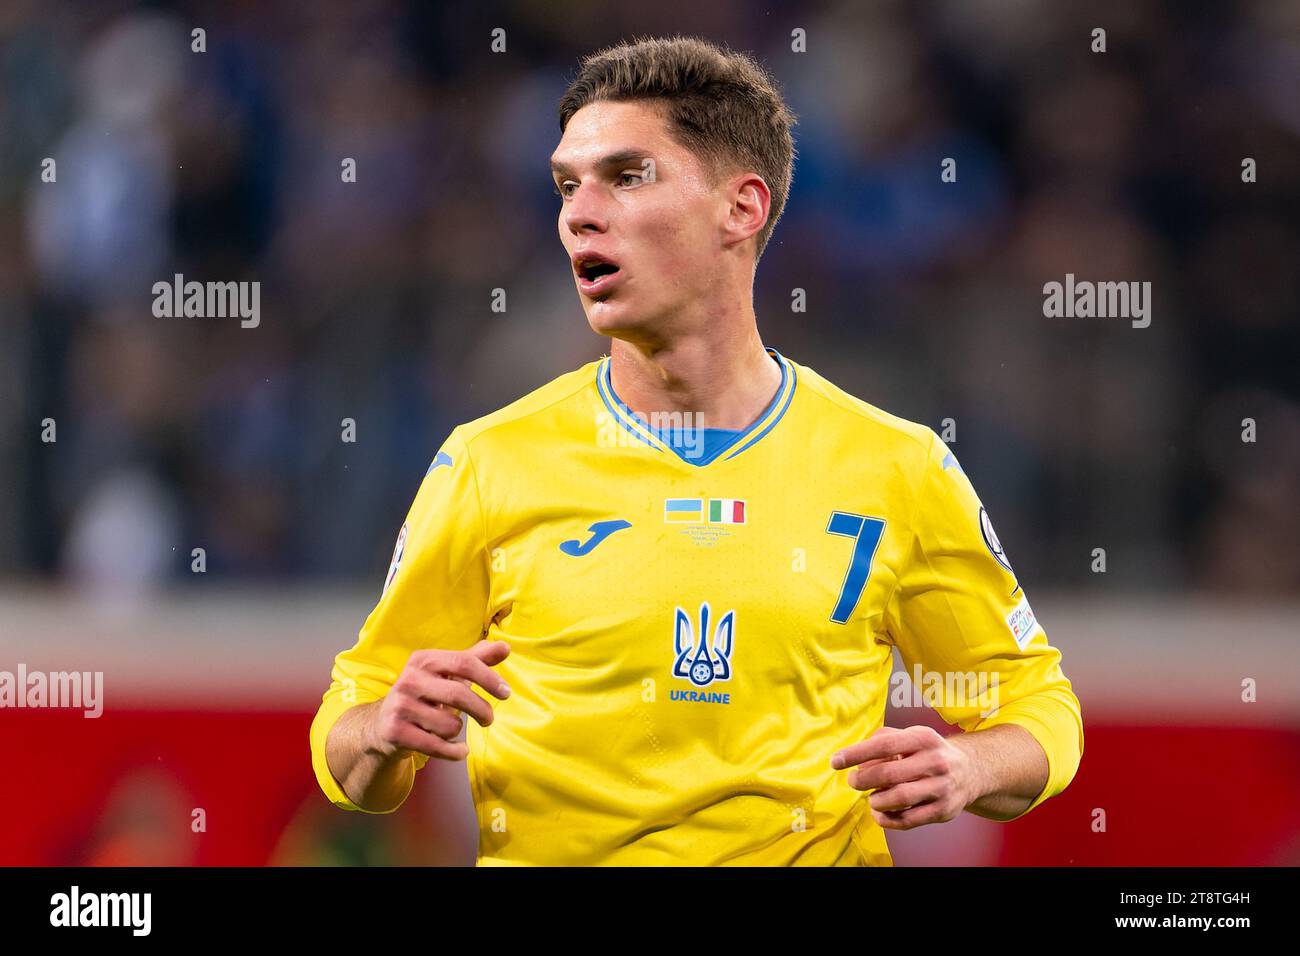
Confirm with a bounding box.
[398,668,496,727]
[468,640,512,667]
[867,779,941,813]
[392,725,470,762]
[872,801,946,831]
[399,666,498,726]
[450,708,468,743]
[832,727,925,770]
[423,676,496,727]
[850,750,942,792]
[396,666,460,706]
[402,698,465,740]
[413,648,512,699]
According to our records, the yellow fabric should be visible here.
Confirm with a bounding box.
[310,350,1082,863]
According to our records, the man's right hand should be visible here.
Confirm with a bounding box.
[365,641,512,761]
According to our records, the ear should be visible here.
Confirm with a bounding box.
[722,172,771,250]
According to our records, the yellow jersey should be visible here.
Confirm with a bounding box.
[309,348,1083,865]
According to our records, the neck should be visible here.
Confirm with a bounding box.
[607,322,782,431]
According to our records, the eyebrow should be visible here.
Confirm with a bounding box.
[549,149,654,179]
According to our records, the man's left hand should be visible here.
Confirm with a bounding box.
[831,725,982,830]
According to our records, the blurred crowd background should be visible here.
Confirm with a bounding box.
[2,0,1297,596]
[1,1,1299,868]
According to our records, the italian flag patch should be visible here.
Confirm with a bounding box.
[708,499,746,524]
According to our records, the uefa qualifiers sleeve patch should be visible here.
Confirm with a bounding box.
[383,522,408,594]
[1005,594,1041,649]
[979,506,1015,575]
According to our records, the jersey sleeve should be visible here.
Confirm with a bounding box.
[881,429,1083,818]
[309,427,492,812]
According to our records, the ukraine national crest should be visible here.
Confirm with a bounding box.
[672,602,735,687]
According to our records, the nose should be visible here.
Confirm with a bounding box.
[563,180,609,236]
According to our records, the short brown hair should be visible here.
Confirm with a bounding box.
[558,35,797,264]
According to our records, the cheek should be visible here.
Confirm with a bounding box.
[634,201,711,280]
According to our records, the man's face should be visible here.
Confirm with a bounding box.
[551,100,727,340]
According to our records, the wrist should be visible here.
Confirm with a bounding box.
[948,733,993,808]
[358,701,398,760]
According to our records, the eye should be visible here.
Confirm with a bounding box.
[619,171,644,187]
[554,181,577,198]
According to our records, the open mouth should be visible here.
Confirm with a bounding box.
[575,257,623,296]
[576,260,620,281]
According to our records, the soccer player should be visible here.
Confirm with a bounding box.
[310,36,1083,866]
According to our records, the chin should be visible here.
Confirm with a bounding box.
[583,298,645,336]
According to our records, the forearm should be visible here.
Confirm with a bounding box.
[950,723,1049,821]
[325,701,418,813]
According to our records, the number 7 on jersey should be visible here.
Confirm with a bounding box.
[826,511,887,624]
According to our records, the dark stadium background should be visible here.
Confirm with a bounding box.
[1,1,1297,865]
